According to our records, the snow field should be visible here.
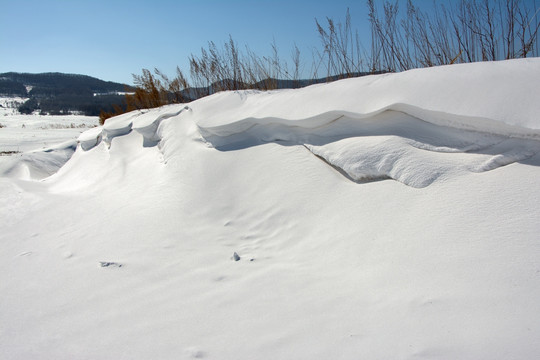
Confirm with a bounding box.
[1,58,540,359]
[0,112,98,179]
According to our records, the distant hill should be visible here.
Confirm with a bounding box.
[0,72,135,116]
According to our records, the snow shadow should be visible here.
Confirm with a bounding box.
[198,110,540,188]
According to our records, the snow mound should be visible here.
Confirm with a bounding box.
[64,58,540,188]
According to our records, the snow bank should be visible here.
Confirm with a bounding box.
[193,58,540,136]
[79,58,540,187]
[3,59,538,186]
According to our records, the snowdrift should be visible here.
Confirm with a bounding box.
[1,59,540,359]
[69,57,540,188]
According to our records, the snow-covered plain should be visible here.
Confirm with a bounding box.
[1,59,540,359]
[0,100,98,179]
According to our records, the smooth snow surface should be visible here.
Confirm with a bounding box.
[1,59,540,359]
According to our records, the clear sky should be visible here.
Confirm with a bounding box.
[1,0,538,85]
[0,0,373,85]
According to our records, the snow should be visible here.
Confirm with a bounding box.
[0,96,29,112]
[194,58,540,137]
[1,58,540,359]
[0,113,98,180]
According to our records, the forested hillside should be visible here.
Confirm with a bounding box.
[0,72,135,116]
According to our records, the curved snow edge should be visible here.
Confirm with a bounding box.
[197,103,540,146]
[78,106,189,151]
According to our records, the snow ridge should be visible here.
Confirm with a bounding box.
[187,59,540,187]
[79,105,189,152]
[197,104,540,143]
[71,101,540,188]
[7,58,535,187]
[65,58,540,188]
[194,109,540,188]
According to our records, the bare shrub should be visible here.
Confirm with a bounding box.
[366,0,540,72]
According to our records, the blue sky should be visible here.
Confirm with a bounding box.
[1,0,538,85]
[1,0,372,84]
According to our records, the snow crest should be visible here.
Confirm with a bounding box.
[78,105,189,151]
[190,59,540,187]
[3,58,533,186]
[196,109,540,188]
[63,58,540,188]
